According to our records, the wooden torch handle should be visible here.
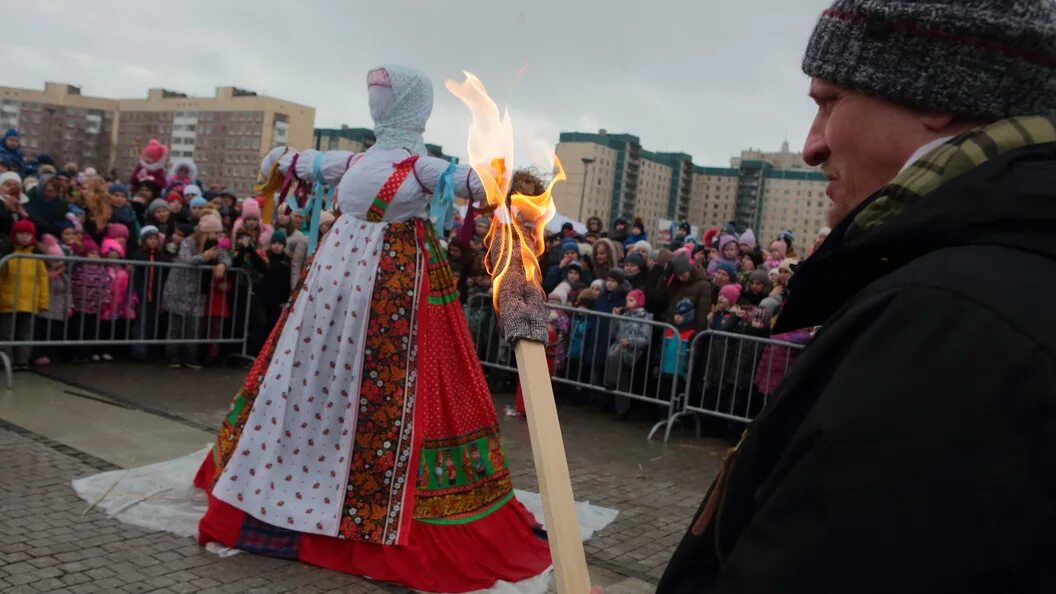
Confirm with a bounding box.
[514,340,591,594]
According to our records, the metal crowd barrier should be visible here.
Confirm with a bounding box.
[464,294,809,442]
[665,330,807,435]
[465,294,689,441]
[0,252,257,388]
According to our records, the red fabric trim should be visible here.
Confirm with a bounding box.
[822,8,1056,68]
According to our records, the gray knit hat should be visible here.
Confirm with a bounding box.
[803,0,1056,120]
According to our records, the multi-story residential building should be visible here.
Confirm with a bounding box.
[113,86,314,196]
[0,82,117,171]
[554,130,829,247]
[0,82,315,196]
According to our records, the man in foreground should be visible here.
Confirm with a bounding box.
[659,1,1056,592]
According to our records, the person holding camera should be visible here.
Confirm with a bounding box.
[231,227,269,357]
[161,212,231,369]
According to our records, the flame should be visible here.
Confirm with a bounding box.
[445,71,564,311]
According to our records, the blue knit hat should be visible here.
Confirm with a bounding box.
[3,129,17,140]
[270,229,288,246]
[560,239,579,255]
[190,196,208,208]
[715,260,738,281]
[674,298,695,325]
[108,182,128,195]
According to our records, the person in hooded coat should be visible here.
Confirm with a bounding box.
[165,157,201,195]
[193,65,550,593]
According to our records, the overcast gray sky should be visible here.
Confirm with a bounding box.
[7,0,831,168]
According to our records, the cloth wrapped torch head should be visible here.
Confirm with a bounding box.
[492,222,550,346]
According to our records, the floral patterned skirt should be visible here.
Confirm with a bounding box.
[194,218,550,592]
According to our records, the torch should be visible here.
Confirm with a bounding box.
[446,73,591,594]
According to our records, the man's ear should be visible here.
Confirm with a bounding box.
[921,112,956,132]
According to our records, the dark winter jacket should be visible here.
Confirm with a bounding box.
[132,247,171,306]
[657,268,712,333]
[658,117,1056,594]
[585,280,631,367]
[24,185,68,237]
[542,260,593,294]
[262,251,292,310]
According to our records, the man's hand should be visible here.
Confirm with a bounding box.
[620,338,630,348]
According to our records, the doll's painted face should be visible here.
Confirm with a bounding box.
[368,69,395,122]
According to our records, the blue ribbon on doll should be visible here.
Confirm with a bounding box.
[429,162,458,236]
[307,154,332,256]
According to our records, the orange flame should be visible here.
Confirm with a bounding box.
[445,71,564,311]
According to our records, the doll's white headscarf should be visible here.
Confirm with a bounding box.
[369,65,433,156]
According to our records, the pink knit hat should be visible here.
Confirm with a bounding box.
[719,284,742,305]
[101,238,125,258]
[627,288,646,308]
[142,139,168,163]
[197,213,224,233]
[40,234,64,257]
[240,197,262,219]
[106,223,129,239]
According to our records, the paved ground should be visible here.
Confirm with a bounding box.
[1,361,729,593]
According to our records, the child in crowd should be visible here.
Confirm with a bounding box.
[130,226,170,361]
[708,284,742,331]
[99,238,136,360]
[166,223,193,257]
[261,229,292,333]
[33,234,72,366]
[743,269,772,306]
[587,269,630,395]
[56,219,79,255]
[203,236,234,365]
[0,220,49,371]
[231,229,269,357]
[564,287,597,389]
[145,198,175,239]
[546,283,572,378]
[69,237,111,363]
[129,139,168,191]
[106,223,131,254]
[707,235,741,279]
[766,239,789,271]
[161,213,230,369]
[659,298,696,405]
[606,288,653,420]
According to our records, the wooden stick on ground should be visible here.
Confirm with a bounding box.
[496,246,591,594]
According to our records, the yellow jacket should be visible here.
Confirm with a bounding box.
[0,245,50,314]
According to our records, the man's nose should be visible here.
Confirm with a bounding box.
[803,117,830,167]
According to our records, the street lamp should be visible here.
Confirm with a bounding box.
[576,156,595,223]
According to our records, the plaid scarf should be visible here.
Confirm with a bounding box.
[850,116,1056,237]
